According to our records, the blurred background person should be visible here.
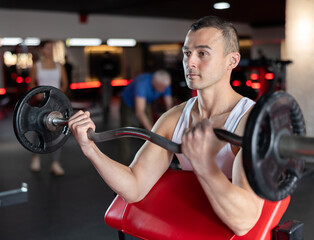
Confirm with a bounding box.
[98,51,119,124]
[119,70,172,165]
[64,55,73,85]
[29,40,68,176]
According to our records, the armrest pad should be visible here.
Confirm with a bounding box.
[105,170,290,240]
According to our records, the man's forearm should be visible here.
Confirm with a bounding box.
[82,141,142,203]
[195,170,263,236]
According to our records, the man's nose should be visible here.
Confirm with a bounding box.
[185,53,197,69]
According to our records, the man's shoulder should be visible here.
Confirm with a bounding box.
[153,100,187,122]
[153,100,189,139]
[136,73,153,81]
[158,100,189,126]
[169,100,189,115]
[133,73,153,90]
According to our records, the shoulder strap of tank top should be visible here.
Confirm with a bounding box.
[172,97,197,142]
[224,97,255,133]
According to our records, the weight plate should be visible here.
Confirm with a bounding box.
[13,86,73,154]
[243,91,306,201]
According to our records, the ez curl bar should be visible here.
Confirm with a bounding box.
[12,86,314,201]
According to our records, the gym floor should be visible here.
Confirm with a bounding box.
[0,98,314,240]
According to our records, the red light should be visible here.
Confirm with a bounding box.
[0,88,6,95]
[16,76,23,83]
[246,80,252,87]
[25,77,31,83]
[250,73,259,80]
[265,73,274,80]
[11,73,17,79]
[232,80,241,87]
[251,82,261,89]
[70,81,101,90]
[111,79,130,87]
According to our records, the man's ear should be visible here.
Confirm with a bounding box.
[228,52,241,70]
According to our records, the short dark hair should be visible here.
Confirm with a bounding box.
[39,40,53,48]
[190,16,239,55]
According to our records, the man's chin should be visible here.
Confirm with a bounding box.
[186,81,199,90]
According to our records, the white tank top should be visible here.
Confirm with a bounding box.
[36,61,61,88]
[172,96,255,179]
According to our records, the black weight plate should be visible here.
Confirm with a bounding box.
[13,86,73,154]
[243,91,305,201]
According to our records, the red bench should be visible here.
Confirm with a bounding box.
[105,170,290,240]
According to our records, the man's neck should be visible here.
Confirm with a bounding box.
[195,81,242,119]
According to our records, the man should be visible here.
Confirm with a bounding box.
[119,70,173,165]
[68,16,264,236]
[120,70,173,130]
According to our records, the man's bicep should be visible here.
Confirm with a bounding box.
[232,149,252,191]
[131,102,182,172]
[129,129,174,200]
[232,149,263,202]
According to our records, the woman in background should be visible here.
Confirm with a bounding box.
[29,40,68,176]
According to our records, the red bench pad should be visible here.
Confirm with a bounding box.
[105,170,290,240]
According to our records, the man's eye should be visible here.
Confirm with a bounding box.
[199,51,208,57]
[184,51,191,57]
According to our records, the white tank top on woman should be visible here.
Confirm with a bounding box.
[36,61,61,88]
[172,96,255,179]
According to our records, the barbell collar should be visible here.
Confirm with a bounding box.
[52,118,68,126]
[278,135,314,159]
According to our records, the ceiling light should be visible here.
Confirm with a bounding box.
[107,38,136,47]
[213,2,230,10]
[84,45,123,53]
[1,37,23,46]
[23,38,41,46]
[66,38,102,46]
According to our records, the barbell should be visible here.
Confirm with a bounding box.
[12,86,314,201]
